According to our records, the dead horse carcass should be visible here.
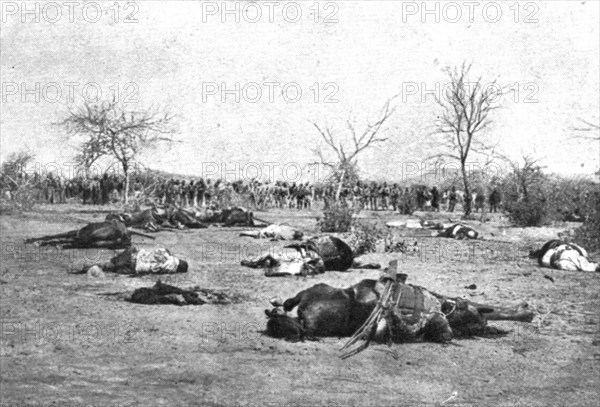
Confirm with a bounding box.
[288,235,355,271]
[266,275,534,342]
[24,217,153,249]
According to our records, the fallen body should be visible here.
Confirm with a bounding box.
[241,245,324,277]
[530,239,599,272]
[241,235,356,277]
[129,281,233,305]
[239,224,303,241]
[85,247,188,275]
[266,273,533,343]
[437,223,479,240]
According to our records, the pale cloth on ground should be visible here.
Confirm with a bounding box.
[134,248,180,274]
[241,224,302,240]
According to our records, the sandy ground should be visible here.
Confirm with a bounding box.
[1,204,599,407]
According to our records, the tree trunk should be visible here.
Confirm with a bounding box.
[336,169,346,202]
[461,161,471,215]
[522,175,529,201]
[123,162,130,205]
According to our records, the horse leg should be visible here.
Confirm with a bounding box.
[62,239,130,250]
[25,230,78,244]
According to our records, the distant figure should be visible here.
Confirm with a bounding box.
[180,180,188,207]
[423,187,432,211]
[474,191,485,213]
[402,187,412,214]
[390,183,400,211]
[489,188,502,213]
[416,187,425,210]
[101,173,110,205]
[431,186,440,212]
[448,187,457,212]
[380,182,390,210]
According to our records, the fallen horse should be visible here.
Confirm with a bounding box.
[111,206,206,231]
[530,239,599,272]
[129,280,234,305]
[265,262,534,351]
[210,206,255,227]
[113,205,255,231]
[24,217,154,249]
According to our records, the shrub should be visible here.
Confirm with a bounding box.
[574,190,600,251]
[349,221,383,256]
[501,174,598,227]
[504,195,551,226]
[0,186,38,214]
[318,201,354,233]
[346,221,414,255]
[548,177,596,222]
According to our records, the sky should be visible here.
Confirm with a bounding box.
[1,0,599,182]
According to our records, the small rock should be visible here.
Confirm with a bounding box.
[465,284,477,290]
[543,275,555,283]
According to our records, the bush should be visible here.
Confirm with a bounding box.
[504,195,551,226]
[548,177,596,222]
[349,221,383,256]
[501,174,598,227]
[574,190,600,251]
[0,186,38,214]
[346,221,414,255]
[318,201,354,233]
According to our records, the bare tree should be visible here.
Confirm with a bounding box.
[1,150,36,187]
[509,154,545,202]
[60,100,176,204]
[1,150,37,204]
[569,118,600,175]
[311,97,396,199]
[430,62,501,215]
[571,117,600,141]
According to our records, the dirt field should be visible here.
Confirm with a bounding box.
[1,204,599,407]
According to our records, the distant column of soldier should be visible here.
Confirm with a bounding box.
[3,167,506,215]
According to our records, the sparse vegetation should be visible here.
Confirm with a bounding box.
[60,100,176,204]
[500,156,598,227]
[574,190,600,251]
[318,201,354,233]
[349,220,383,256]
[430,62,502,216]
[0,150,38,213]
